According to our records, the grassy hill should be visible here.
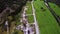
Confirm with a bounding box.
[34,0,60,34]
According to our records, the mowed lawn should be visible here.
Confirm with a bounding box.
[26,1,34,23]
[34,0,60,34]
[49,2,60,16]
[26,2,33,14]
[27,15,34,23]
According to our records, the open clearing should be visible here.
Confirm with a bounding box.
[34,0,60,34]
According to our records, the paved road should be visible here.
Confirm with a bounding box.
[31,1,40,34]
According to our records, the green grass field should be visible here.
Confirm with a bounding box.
[27,15,34,23]
[34,0,60,34]
[26,2,33,14]
[49,2,60,16]
[26,1,34,23]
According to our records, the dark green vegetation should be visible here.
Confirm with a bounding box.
[0,0,27,13]
[13,29,23,34]
[14,11,21,26]
[26,1,34,23]
[0,0,27,34]
[34,0,60,34]
[0,0,27,25]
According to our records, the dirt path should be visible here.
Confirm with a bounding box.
[31,1,40,34]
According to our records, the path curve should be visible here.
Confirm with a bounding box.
[31,0,40,34]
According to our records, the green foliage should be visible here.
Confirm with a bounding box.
[14,12,21,26]
[13,30,18,34]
